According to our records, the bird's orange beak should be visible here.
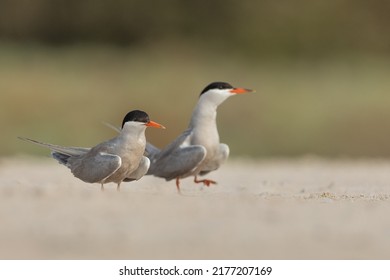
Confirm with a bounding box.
[230,88,254,94]
[146,120,166,129]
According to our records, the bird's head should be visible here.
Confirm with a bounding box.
[121,110,165,130]
[199,82,254,106]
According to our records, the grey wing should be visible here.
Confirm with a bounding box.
[124,156,150,182]
[149,145,207,181]
[146,129,191,175]
[144,126,191,163]
[68,152,121,183]
[144,142,161,162]
[152,129,192,160]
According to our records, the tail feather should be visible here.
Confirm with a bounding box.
[102,121,121,133]
[52,152,71,165]
[18,137,90,163]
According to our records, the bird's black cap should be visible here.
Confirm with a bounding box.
[121,110,150,128]
[200,82,234,96]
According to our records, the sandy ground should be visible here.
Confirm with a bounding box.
[1,156,390,259]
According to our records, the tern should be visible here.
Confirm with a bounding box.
[145,82,253,193]
[19,110,165,190]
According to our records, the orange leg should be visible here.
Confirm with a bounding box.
[194,175,217,187]
[175,177,182,194]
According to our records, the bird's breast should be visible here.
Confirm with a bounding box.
[191,127,219,159]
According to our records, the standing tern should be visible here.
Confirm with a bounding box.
[19,110,165,190]
[145,82,253,192]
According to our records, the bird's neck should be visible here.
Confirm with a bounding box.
[189,98,218,130]
[119,125,146,144]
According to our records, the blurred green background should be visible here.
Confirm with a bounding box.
[1,0,390,158]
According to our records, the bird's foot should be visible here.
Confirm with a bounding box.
[194,176,217,187]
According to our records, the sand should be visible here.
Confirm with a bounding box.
[1,156,390,259]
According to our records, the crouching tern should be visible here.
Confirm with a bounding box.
[19,110,165,191]
[144,82,253,193]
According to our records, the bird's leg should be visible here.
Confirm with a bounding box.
[194,175,217,187]
[101,183,104,191]
[175,177,182,194]
[117,183,121,192]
